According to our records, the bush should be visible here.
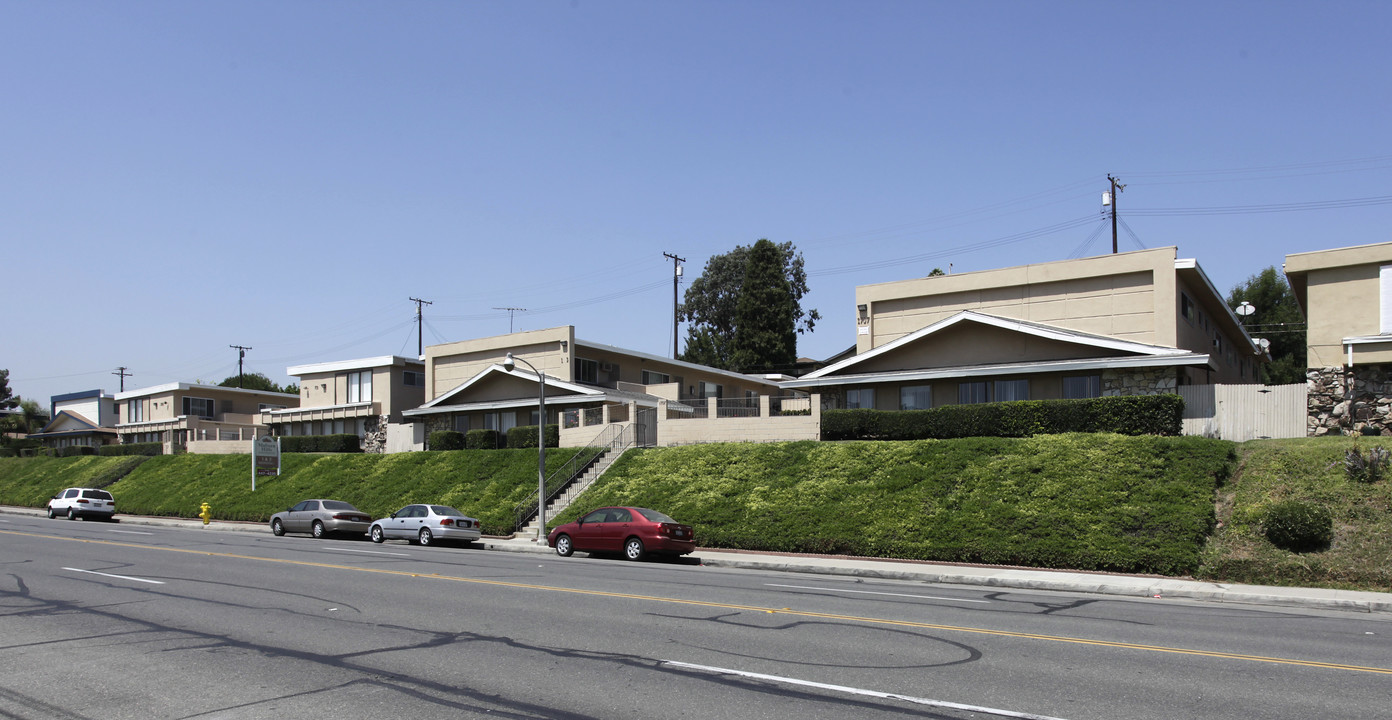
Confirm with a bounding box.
[1263,500,1333,553]
[1345,446,1389,483]
[279,435,362,453]
[506,424,559,450]
[465,429,504,449]
[99,443,163,456]
[56,446,97,457]
[821,395,1184,442]
[429,431,466,451]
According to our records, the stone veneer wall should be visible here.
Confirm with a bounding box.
[1102,368,1179,396]
[1307,365,1392,436]
[361,415,387,454]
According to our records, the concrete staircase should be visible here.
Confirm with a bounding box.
[516,447,629,542]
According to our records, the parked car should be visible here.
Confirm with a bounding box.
[547,506,695,561]
[270,499,373,539]
[47,488,117,521]
[369,504,482,546]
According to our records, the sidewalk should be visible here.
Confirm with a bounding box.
[9,506,1391,614]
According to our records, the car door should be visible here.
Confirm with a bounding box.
[600,508,634,551]
[286,500,316,533]
[387,505,421,539]
[55,488,79,512]
[572,509,610,552]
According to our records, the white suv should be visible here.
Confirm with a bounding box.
[47,488,117,521]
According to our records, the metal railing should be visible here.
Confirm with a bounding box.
[512,423,636,531]
[717,397,760,418]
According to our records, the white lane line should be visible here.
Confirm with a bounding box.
[106,529,154,535]
[328,548,412,557]
[766,583,991,603]
[662,661,1070,720]
[62,568,165,585]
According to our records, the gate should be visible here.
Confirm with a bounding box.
[636,407,657,447]
[1178,383,1307,441]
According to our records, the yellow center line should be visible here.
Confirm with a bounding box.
[10,528,1390,675]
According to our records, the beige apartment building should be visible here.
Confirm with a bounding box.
[260,355,426,452]
[1285,240,1392,435]
[114,382,299,453]
[786,247,1262,408]
[405,326,816,447]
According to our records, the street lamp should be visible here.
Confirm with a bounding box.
[502,352,546,544]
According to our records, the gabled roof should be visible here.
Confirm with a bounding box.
[403,365,667,417]
[416,364,594,410]
[800,310,1191,382]
[39,410,100,434]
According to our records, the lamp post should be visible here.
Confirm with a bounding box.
[503,352,546,544]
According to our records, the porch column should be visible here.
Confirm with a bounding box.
[760,394,771,417]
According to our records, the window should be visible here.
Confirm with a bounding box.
[1180,293,1195,323]
[453,415,470,432]
[182,397,214,419]
[259,403,286,411]
[127,400,144,423]
[1062,375,1101,399]
[347,371,372,403]
[576,358,598,384]
[958,382,989,404]
[846,388,875,409]
[1382,265,1392,333]
[484,412,517,433]
[994,379,1029,402]
[641,370,670,385]
[698,381,723,399]
[403,370,425,387]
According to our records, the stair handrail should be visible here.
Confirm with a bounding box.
[512,422,637,531]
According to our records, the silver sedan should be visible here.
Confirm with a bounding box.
[270,499,373,539]
[369,504,482,547]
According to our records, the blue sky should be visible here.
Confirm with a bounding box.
[4,1,1390,405]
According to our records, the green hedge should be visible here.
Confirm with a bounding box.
[57,446,97,457]
[465,429,504,449]
[822,395,1183,441]
[99,442,163,456]
[279,435,362,453]
[506,424,559,450]
[429,431,466,451]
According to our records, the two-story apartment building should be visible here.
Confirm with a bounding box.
[114,382,299,453]
[27,389,119,450]
[260,355,426,452]
[1284,240,1392,435]
[786,247,1263,408]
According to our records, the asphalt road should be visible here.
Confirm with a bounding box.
[2,514,1389,719]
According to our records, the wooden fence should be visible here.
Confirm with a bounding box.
[1178,383,1307,441]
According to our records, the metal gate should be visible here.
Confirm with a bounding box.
[636,408,657,447]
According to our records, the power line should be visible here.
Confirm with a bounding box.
[1127,194,1392,217]
[492,307,528,333]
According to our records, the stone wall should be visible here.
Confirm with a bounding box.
[1102,368,1179,396]
[361,415,387,454]
[1307,365,1392,436]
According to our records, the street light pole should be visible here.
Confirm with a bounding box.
[503,352,546,544]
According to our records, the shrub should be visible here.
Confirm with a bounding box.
[465,429,504,449]
[1262,500,1333,553]
[1345,446,1389,483]
[56,446,97,457]
[429,431,466,451]
[821,394,1184,441]
[279,435,362,453]
[506,424,559,450]
[99,443,163,456]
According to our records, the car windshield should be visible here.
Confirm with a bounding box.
[322,501,359,511]
[635,508,677,523]
[431,505,465,517]
[81,490,113,501]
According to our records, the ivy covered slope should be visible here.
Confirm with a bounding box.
[557,434,1234,576]
[1198,436,1392,592]
[0,455,149,507]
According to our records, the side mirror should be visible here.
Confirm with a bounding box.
[390,513,398,519]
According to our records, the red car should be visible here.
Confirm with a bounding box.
[547,506,696,560]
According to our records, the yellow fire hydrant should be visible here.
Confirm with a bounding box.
[199,502,212,526]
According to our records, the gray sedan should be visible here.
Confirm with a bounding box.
[270,499,373,539]
[369,504,482,546]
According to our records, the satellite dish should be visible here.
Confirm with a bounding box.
[1236,301,1256,317]
[1258,338,1271,350]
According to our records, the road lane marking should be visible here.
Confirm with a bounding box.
[767,583,991,603]
[328,548,412,557]
[62,567,165,585]
[8,529,1389,676]
[106,529,154,535]
[663,660,1069,720]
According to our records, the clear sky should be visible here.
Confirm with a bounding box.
[4,0,1390,406]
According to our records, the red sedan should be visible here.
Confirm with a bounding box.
[547,506,696,560]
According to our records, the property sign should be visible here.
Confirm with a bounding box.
[252,436,281,490]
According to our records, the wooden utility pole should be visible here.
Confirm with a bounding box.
[112,367,132,392]
[1108,174,1125,254]
[410,297,432,357]
[663,252,686,358]
[229,346,252,388]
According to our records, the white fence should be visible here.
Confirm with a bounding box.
[1178,383,1307,441]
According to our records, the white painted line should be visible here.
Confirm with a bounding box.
[328,548,412,557]
[106,529,154,535]
[62,568,165,585]
[766,583,991,603]
[662,661,1070,720]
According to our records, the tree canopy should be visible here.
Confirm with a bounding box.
[678,240,819,372]
[219,372,298,395]
[0,370,17,412]
[1227,266,1307,385]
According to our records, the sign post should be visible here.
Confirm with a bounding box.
[252,435,281,491]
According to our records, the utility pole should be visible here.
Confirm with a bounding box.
[663,252,686,358]
[1107,174,1125,254]
[409,297,432,357]
[493,307,527,334]
[229,345,252,388]
[112,367,132,392]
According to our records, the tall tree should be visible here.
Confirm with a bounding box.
[678,240,819,370]
[1227,267,1307,385]
[0,370,17,412]
[730,239,799,373]
[219,372,295,394]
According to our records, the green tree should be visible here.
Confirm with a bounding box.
[679,240,819,370]
[730,239,799,373]
[0,370,17,412]
[219,372,295,394]
[1227,267,1306,385]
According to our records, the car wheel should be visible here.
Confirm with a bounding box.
[47,505,57,519]
[271,518,285,536]
[418,528,434,547]
[623,537,646,561]
[370,525,384,543]
[554,534,574,557]
[68,507,78,521]
[311,520,326,539]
